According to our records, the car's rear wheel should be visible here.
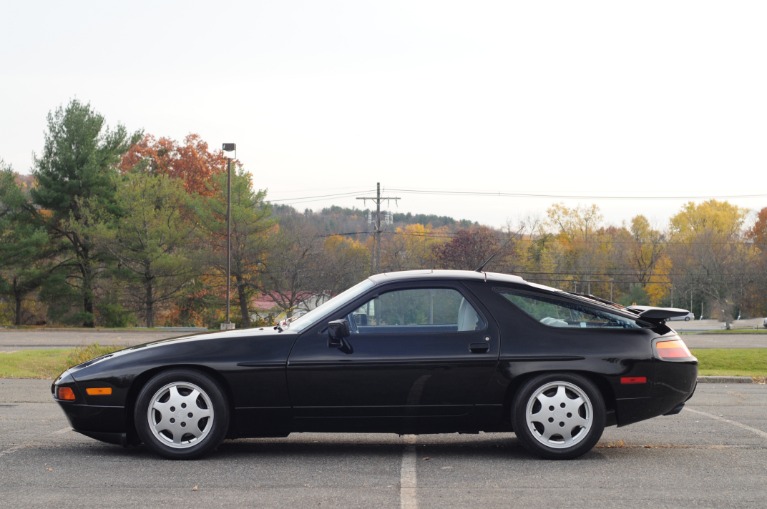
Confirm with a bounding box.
[512,373,605,459]
[134,369,229,459]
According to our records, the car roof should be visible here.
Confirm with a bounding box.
[367,270,631,313]
[368,269,528,285]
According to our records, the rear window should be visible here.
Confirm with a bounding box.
[494,288,642,329]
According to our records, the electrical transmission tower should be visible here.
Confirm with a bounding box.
[357,182,400,273]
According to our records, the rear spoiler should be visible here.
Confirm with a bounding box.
[626,306,691,323]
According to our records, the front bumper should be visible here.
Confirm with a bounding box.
[52,374,130,444]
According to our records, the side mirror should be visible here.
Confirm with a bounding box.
[327,319,351,349]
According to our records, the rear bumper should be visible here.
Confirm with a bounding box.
[663,402,686,416]
[615,361,697,426]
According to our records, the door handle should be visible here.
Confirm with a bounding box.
[469,342,490,353]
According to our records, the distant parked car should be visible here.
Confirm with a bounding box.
[669,311,695,321]
[763,317,767,329]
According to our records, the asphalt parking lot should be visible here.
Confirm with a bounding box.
[1,379,765,508]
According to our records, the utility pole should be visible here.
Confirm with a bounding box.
[357,182,400,273]
[221,143,236,330]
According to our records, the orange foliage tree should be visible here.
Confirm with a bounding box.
[747,207,767,248]
[119,134,230,196]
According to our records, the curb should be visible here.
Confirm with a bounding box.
[697,376,753,384]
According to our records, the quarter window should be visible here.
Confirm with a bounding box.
[495,288,641,329]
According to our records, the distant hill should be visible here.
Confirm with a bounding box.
[270,204,479,236]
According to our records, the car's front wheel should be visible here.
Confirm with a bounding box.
[512,373,605,459]
[134,369,229,459]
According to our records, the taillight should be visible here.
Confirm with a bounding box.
[655,339,694,360]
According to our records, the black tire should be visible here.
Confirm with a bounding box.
[134,369,229,459]
[512,373,605,459]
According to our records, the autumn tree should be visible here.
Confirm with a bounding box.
[627,216,663,285]
[626,215,671,305]
[318,235,370,297]
[31,100,141,326]
[120,133,229,196]
[668,200,752,325]
[261,210,324,318]
[747,207,767,249]
[544,203,611,294]
[433,226,500,270]
[380,223,446,271]
[744,206,767,315]
[513,215,560,286]
[195,168,275,327]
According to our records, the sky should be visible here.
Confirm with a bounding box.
[2,0,766,230]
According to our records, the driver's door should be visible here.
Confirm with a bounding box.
[286,284,499,432]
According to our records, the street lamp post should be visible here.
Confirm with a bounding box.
[222,143,236,330]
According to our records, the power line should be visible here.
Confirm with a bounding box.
[268,187,767,206]
[387,188,767,201]
[268,189,374,205]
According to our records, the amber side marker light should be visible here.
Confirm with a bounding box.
[655,339,694,360]
[57,387,76,401]
[85,387,113,396]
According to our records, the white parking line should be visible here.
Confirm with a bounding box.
[400,435,418,509]
[687,407,767,440]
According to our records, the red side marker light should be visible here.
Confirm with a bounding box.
[620,376,647,385]
[655,339,693,360]
[57,387,76,401]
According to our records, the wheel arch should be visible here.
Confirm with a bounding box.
[502,370,617,429]
[124,364,236,444]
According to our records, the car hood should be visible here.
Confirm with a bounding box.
[61,326,294,378]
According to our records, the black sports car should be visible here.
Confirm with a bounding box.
[53,270,697,460]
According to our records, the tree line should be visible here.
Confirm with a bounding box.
[2,100,766,328]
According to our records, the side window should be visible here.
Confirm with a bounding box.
[348,288,486,333]
[495,288,640,329]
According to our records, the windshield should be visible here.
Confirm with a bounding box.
[284,278,376,333]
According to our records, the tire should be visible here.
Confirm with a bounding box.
[134,369,229,459]
[512,373,605,459]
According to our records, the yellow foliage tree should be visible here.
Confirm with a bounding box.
[380,223,447,271]
[668,200,750,325]
[645,255,672,305]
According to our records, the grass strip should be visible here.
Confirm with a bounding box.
[0,344,121,379]
[695,329,767,335]
[692,348,767,377]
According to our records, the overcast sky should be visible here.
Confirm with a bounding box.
[2,0,766,230]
